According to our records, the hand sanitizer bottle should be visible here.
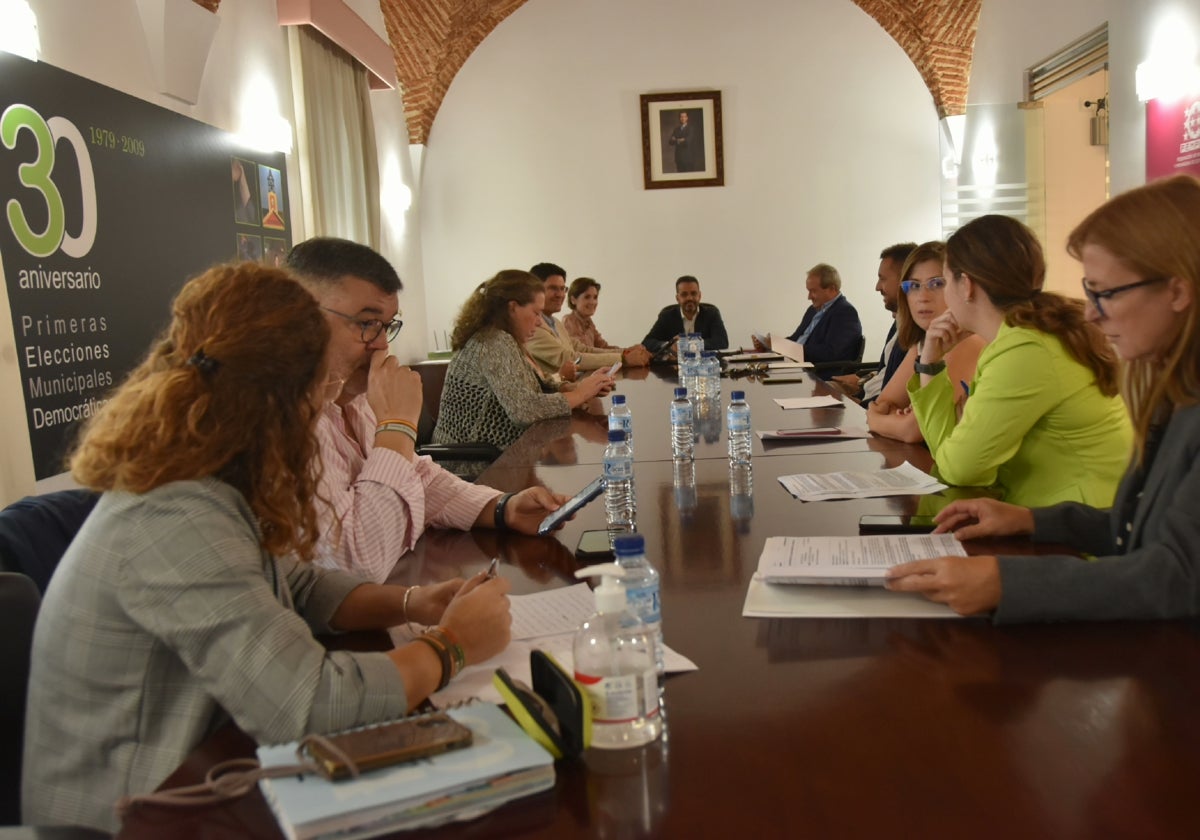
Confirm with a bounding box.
[573,565,662,749]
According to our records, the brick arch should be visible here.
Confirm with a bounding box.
[382,0,980,145]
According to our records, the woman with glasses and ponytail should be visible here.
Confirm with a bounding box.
[867,241,985,443]
[887,175,1200,620]
[903,214,1132,508]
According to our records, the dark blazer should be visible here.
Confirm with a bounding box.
[861,321,908,407]
[786,295,863,365]
[995,402,1200,622]
[643,303,729,353]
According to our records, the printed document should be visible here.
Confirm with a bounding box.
[754,534,967,585]
[772,395,845,410]
[778,460,946,501]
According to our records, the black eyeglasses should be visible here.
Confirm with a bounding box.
[1080,276,1166,318]
[901,277,946,295]
[321,307,403,343]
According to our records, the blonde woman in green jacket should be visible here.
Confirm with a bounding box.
[907,215,1131,508]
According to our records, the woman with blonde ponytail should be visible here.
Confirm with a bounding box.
[886,176,1200,621]
[905,214,1131,507]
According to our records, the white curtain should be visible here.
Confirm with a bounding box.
[287,25,381,247]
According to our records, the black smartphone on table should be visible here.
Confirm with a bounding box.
[537,476,605,536]
[858,514,937,535]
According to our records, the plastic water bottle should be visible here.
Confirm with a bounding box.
[730,462,754,531]
[699,351,721,401]
[608,394,633,449]
[670,387,694,461]
[673,459,697,520]
[613,534,664,679]
[727,390,752,466]
[679,352,700,400]
[603,429,636,538]
[695,394,722,444]
[573,565,661,749]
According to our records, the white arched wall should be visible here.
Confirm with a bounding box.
[417,0,942,358]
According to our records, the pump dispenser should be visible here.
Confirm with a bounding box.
[573,565,662,749]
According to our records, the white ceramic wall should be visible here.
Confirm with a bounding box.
[417,0,943,361]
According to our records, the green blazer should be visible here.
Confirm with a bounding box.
[908,322,1132,508]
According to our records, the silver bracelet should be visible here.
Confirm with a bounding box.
[377,421,418,442]
[402,585,422,635]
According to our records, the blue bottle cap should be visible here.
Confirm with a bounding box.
[612,394,626,405]
[607,429,626,443]
[674,387,688,399]
[731,390,745,401]
[613,534,645,555]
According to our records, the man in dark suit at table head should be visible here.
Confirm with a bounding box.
[642,275,730,354]
[831,242,917,403]
[784,263,863,377]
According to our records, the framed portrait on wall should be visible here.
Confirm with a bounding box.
[640,90,724,189]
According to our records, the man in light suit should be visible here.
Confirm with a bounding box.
[642,275,729,354]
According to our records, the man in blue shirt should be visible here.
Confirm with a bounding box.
[786,264,863,374]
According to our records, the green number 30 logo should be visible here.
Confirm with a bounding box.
[2,103,97,259]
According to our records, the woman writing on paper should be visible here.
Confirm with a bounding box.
[867,241,985,443]
[904,215,1132,507]
[886,175,1200,620]
[434,270,614,451]
[23,265,512,833]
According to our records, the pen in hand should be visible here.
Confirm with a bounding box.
[485,557,500,579]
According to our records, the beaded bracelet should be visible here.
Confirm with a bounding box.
[413,633,452,691]
[376,421,418,442]
[493,492,515,532]
[426,626,467,675]
[402,585,422,636]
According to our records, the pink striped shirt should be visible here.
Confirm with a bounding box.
[313,394,500,583]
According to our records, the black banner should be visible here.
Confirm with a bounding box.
[0,53,290,478]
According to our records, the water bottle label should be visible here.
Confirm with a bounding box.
[625,583,662,624]
[574,671,657,722]
[603,459,633,480]
[670,404,693,424]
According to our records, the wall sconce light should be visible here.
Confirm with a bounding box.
[1084,97,1109,146]
[235,73,294,154]
[0,0,39,61]
[1136,15,1200,102]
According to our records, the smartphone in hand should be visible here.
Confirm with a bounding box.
[537,476,605,536]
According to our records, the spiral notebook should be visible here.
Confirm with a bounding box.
[257,704,554,840]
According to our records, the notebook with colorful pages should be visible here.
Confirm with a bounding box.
[257,703,554,840]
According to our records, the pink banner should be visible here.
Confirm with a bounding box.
[1146,96,1200,180]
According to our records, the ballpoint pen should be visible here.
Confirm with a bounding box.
[485,557,500,579]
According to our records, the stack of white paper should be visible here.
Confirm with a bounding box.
[778,461,947,501]
[754,534,967,586]
[772,395,844,409]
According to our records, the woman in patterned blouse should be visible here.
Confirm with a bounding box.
[563,277,652,366]
[434,270,615,450]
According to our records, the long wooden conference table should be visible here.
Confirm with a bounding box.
[119,365,1200,839]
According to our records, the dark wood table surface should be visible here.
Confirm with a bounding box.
[117,369,1200,839]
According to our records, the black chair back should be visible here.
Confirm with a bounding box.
[0,490,99,593]
[0,573,40,825]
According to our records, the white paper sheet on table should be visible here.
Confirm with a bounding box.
[778,460,947,501]
[773,395,844,409]
[425,583,698,709]
[741,576,960,618]
[754,534,967,584]
[757,426,870,441]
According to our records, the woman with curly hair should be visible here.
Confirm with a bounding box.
[888,176,1200,619]
[22,264,512,832]
[905,214,1132,508]
[434,269,614,450]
